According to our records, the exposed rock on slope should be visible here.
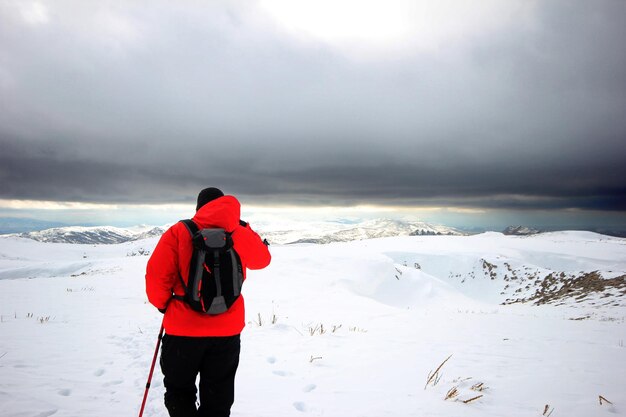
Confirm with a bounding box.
[502,226,541,235]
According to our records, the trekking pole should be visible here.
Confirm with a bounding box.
[138,320,165,417]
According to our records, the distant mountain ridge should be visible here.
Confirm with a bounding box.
[12,225,168,244]
[8,220,625,245]
[6,219,462,245]
[260,219,464,245]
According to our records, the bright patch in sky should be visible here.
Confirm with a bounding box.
[259,0,412,45]
[259,0,526,53]
[19,1,49,25]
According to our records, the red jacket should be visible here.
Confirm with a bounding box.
[145,196,271,336]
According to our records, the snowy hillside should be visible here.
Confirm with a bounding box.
[0,232,624,417]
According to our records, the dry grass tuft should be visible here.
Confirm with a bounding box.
[424,356,488,405]
[425,354,452,389]
[308,323,326,336]
[444,386,459,401]
[543,404,554,416]
[471,382,487,392]
[462,394,483,404]
[599,395,613,405]
[349,326,367,333]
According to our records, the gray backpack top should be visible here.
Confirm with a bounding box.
[173,219,244,314]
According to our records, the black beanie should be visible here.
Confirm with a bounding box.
[196,187,224,211]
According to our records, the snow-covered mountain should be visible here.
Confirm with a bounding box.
[9,219,461,245]
[0,231,624,416]
[15,225,168,244]
[259,218,464,245]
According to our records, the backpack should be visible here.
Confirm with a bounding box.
[173,219,244,315]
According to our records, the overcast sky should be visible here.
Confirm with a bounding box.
[1,1,625,227]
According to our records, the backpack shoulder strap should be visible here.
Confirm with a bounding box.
[180,219,199,236]
[173,219,200,302]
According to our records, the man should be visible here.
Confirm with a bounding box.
[146,187,271,417]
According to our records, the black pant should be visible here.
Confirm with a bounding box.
[160,333,241,417]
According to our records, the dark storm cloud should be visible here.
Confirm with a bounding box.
[0,0,625,211]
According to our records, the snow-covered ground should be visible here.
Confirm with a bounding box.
[0,232,624,417]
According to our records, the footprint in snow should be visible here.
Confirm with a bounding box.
[94,368,105,377]
[266,356,276,364]
[303,384,316,393]
[272,370,293,377]
[103,380,123,387]
[293,402,307,412]
[58,389,71,396]
[34,410,58,417]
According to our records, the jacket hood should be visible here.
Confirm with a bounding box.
[192,195,240,232]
